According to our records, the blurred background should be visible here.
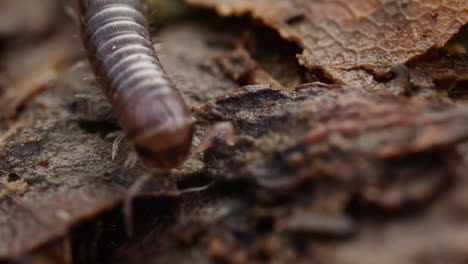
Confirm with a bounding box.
[1,1,468,264]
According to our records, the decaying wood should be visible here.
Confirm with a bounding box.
[196,83,468,203]
[215,47,287,89]
[0,0,468,263]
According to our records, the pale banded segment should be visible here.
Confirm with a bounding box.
[108,60,160,86]
[117,78,171,102]
[115,83,173,112]
[86,1,141,12]
[113,84,170,116]
[90,20,146,41]
[105,56,161,96]
[100,44,155,67]
[105,53,160,78]
[114,68,164,92]
[87,6,146,28]
[96,33,150,58]
[88,22,149,49]
[112,71,168,101]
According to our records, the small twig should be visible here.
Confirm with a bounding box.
[123,173,152,237]
[179,180,216,194]
[111,134,125,160]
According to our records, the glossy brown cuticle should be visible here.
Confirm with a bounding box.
[79,0,193,171]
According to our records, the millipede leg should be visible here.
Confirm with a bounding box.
[191,122,235,155]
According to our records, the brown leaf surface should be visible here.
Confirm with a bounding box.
[186,0,468,89]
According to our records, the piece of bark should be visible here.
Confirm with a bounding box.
[186,0,468,90]
[215,47,287,90]
[195,83,468,207]
[105,83,468,264]
[407,52,468,99]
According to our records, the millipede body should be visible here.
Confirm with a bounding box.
[78,0,193,170]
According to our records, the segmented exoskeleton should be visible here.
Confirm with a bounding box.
[78,0,193,170]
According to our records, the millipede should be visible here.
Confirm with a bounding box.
[78,0,194,171]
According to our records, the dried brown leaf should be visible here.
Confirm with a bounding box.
[186,0,468,89]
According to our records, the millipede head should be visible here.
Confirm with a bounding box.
[116,89,194,171]
[133,121,194,171]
